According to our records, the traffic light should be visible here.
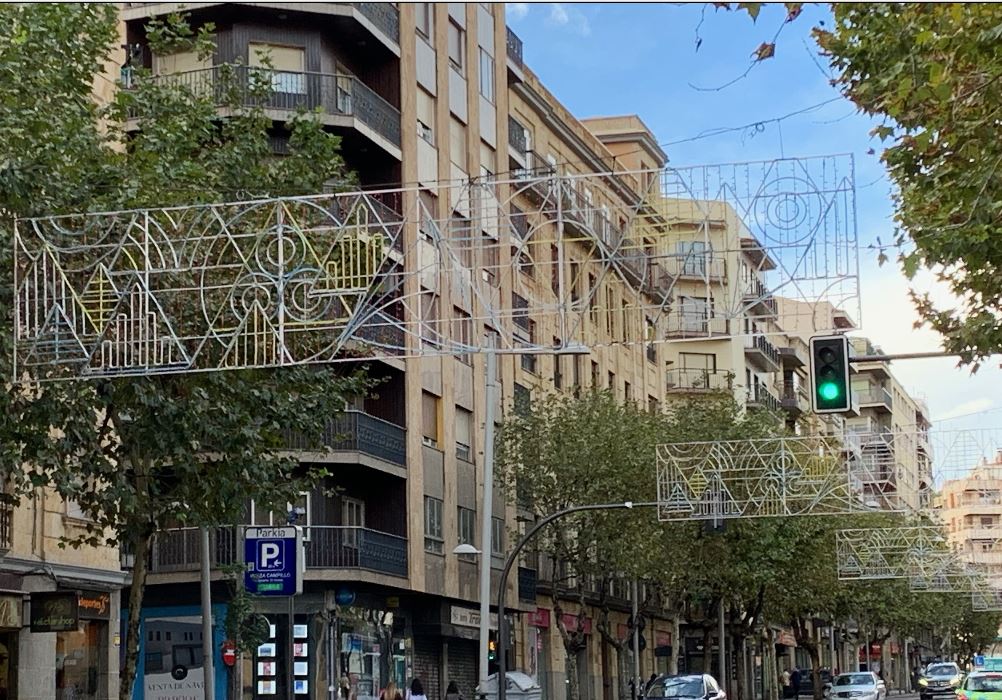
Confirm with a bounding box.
[488,635,497,662]
[810,335,850,413]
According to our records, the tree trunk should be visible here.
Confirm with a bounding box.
[670,615,681,675]
[617,645,631,700]
[808,645,822,700]
[703,624,714,676]
[734,634,746,700]
[566,648,580,700]
[120,529,152,700]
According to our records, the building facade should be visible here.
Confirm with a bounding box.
[941,455,1002,580]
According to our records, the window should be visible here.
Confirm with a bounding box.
[417,88,435,144]
[65,498,88,520]
[421,290,441,348]
[553,343,563,390]
[456,407,473,461]
[648,395,660,414]
[250,492,311,530]
[479,48,495,102]
[451,212,473,268]
[482,231,500,286]
[448,19,465,73]
[249,43,306,94]
[591,361,600,387]
[680,296,711,332]
[514,383,531,416]
[608,371,615,391]
[416,2,434,39]
[422,391,440,447]
[458,507,476,546]
[152,48,211,76]
[624,381,632,401]
[425,496,444,553]
[677,241,709,276]
[491,517,505,556]
[453,307,473,364]
[572,356,582,390]
[342,497,365,548]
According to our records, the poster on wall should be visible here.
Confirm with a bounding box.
[143,616,206,700]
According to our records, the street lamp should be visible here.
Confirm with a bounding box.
[454,544,481,556]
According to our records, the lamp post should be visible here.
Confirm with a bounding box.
[493,501,660,700]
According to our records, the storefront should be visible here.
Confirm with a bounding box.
[50,590,112,700]
[0,592,21,699]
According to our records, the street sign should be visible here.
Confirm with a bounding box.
[974,654,985,668]
[244,526,303,596]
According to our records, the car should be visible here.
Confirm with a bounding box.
[957,671,1002,700]
[645,674,726,700]
[827,672,886,700]
[800,669,834,696]
[918,662,963,700]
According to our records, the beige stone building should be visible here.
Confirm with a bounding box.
[940,454,1002,578]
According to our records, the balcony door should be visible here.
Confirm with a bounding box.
[249,42,310,109]
[680,352,716,389]
[677,240,709,276]
[342,497,365,549]
[679,295,710,333]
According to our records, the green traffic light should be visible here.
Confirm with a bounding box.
[819,382,841,401]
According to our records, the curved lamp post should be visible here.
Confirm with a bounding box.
[495,501,659,700]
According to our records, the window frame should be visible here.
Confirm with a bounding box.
[448,19,466,74]
[457,506,476,546]
[424,496,444,553]
[416,2,434,40]
[478,47,495,103]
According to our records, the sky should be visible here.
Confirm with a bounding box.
[506,2,1002,473]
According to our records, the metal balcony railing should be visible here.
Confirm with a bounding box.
[506,27,524,66]
[743,276,778,316]
[780,381,809,412]
[284,410,406,466]
[857,387,893,411]
[148,526,407,577]
[508,116,527,157]
[666,368,732,393]
[745,334,781,368]
[138,65,401,147]
[665,312,729,338]
[510,207,529,240]
[0,504,11,553]
[305,526,407,576]
[663,254,727,281]
[747,383,781,412]
[353,2,400,43]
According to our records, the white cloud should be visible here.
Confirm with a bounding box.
[507,3,529,21]
[545,3,591,36]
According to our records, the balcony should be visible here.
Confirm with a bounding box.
[666,368,732,394]
[133,66,401,154]
[148,526,407,577]
[779,381,809,415]
[642,261,673,300]
[352,2,400,44]
[662,254,727,282]
[284,410,406,467]
[856,386,893,413]
[508,116,527,161]
[664,312,730,339]
[746,383,781,413]
[744,334,781,372]
[506,26,524,67]
[743,277,778,317]
[0,504,11,554]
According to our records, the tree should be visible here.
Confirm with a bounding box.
[814,4,1002,366]
[0,6,370,699]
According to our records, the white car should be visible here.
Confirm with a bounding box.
[827,673,886,700]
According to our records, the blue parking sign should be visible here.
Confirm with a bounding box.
[244,526,303,596]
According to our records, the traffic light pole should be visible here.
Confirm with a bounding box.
[495,501,659,700]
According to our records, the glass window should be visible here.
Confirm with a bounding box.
[456,407,473,461]
[56,620,106,700]
[514,383,531,416]
[248,42,306,94]
[453,307,473,364]
[422,391,440,447]
[458,507,476,545]
[421,290,441,348]
[417,88,435,144]
[424,496,444,553]
[491,517,504,556]
[416,2,433,38]
[479,48,495,102]
[342,497,365,548]
[448,19,465,73]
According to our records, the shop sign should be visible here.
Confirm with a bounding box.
[0,594,22,629]
[78,591,110,620]
[528,608,550,628]
[335,588,356,607]
[30,591,79,632]
[560,614,592,635]
[656,631,671,647]
[450,606,498,630]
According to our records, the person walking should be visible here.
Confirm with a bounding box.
[382,682,403,700]
[445,681,464,700]
[781,668,793,699]
[791,667,802,698]
[409,678,429,700]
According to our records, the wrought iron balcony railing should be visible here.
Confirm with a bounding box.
[508,116,527,157]
[284,410,406,466]
[666,368,732,393]
[148,525,407,577]
[137,65,401,147]
[747,383,781,412]
[353,2,400,43]
[745,334,781,368]
[506,27,524,66]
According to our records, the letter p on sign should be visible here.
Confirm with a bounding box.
[259,541,282,570]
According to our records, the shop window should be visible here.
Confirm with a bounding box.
[424,496,444,553]
[56,619,107,699]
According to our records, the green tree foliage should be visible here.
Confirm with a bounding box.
[0,6,370,698]
[814,4,1002,366]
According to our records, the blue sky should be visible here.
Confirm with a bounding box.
[507,2,1002,471]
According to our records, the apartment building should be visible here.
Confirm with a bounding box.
[0,492,125,699]
[845,337,933,512]
[940,454,1002,580]
[108,4,683,700]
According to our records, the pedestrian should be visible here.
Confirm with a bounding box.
[410,679,429,700]
[446,681,464,700]
[782,668,793,699]
[646,674,658,694]
[791,667,802,698]
[382,682,403,700]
